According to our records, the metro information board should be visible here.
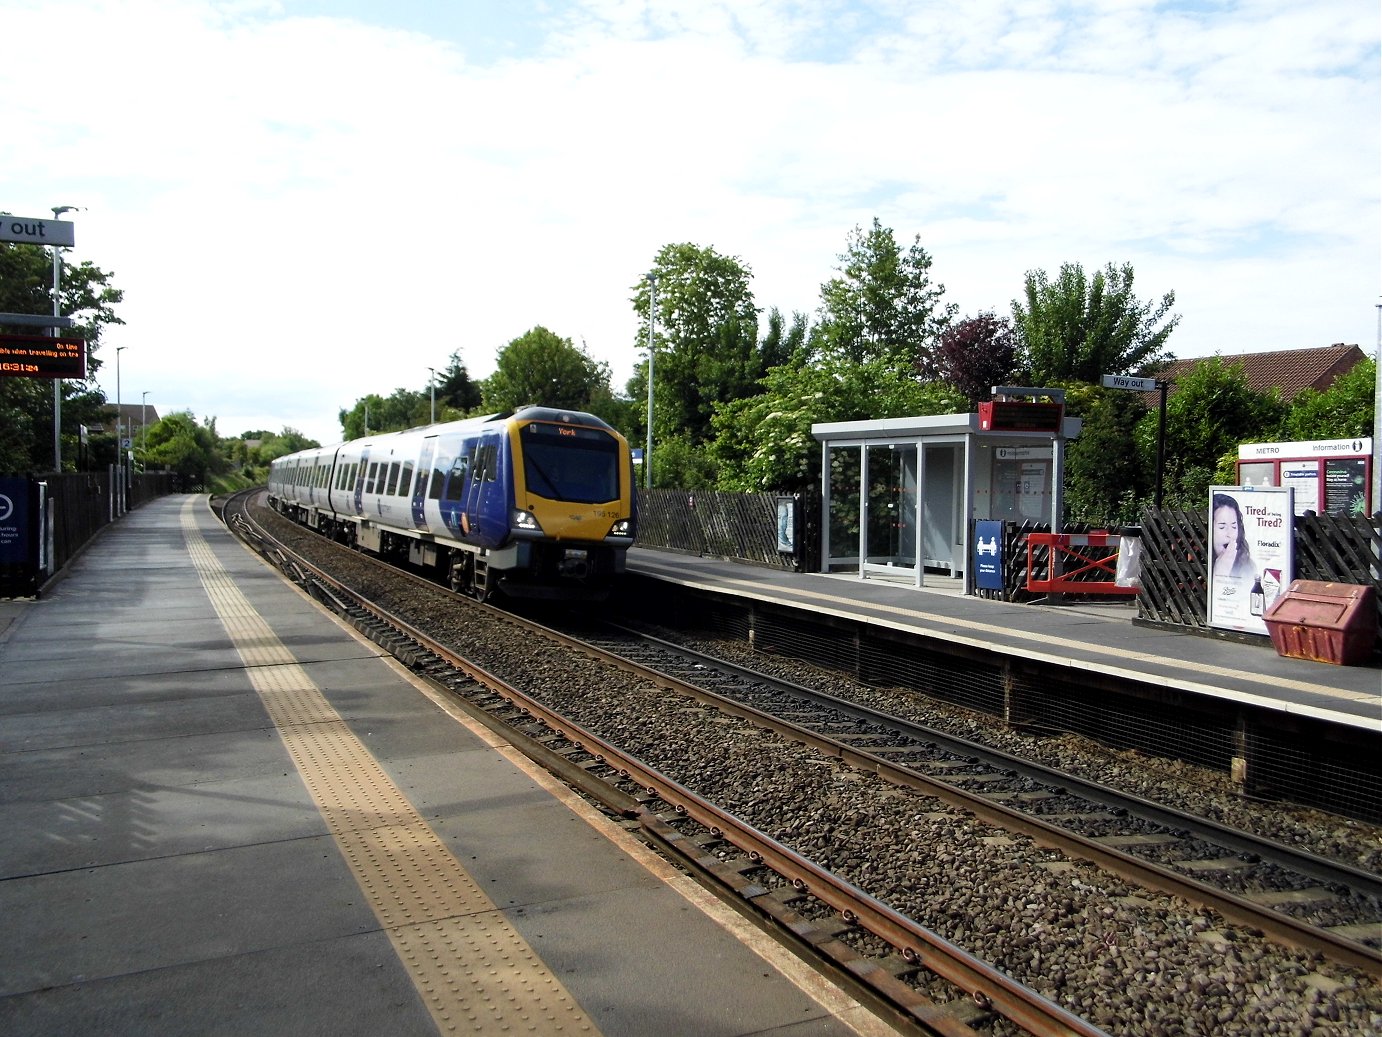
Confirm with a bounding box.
[0,334,87,379]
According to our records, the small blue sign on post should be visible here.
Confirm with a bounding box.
[974,519,1004,591]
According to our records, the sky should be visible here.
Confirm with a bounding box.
[3,0,1377,446]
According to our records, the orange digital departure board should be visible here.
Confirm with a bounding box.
[978,401,1065,433]
[0,334,87,380]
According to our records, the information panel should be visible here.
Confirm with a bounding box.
[0,334,87,379]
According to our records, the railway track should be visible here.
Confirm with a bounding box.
[223,489,1382,1034]
[224,489,1102,1036]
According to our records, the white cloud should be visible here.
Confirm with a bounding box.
[2,0,1375,446]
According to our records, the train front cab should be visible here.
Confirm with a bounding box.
[501,409,636,599]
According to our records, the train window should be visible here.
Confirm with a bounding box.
[384,462,400,495]
[366,462,379,494]
[443,457,468,501]
[350,463,360,491]
[473,442,498,483]
[399,461,414,497]
[428,462,446,500]
[521,424,620,503]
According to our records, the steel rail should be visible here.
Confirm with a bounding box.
[606,625,1382,902]
[232,491,1382,977]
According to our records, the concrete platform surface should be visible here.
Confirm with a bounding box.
[0,496,890,1037]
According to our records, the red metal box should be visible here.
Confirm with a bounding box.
[1262,580,1378,666]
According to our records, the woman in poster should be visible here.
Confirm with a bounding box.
[1211,493,1256,583]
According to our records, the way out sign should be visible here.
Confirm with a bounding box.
[1101,374,1159,392]
[0,215,75,247]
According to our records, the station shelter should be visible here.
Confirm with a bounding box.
[811,406,1082,591]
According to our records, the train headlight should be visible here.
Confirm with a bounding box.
[513,508,543,532]
[608,518,633,537]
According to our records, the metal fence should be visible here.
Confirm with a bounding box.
[635,488,816,571]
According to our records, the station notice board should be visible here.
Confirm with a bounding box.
[0,333,87,379]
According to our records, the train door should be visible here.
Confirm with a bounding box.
[464,432,504,545]
[353,446,371,514]
[411,436,437,528]
[438,436,474,538]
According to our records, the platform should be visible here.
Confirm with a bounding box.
[625,549,1381,732]
[0,496,889,1037]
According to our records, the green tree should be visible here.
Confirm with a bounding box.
[757,307,809,373]
[339,388,430,439]
[482,326,611,414]
[1144,358,1285,507]
[1013,261,1178,385]
[0,241,124,471]
[141,411,227,488]
[434,351,483,414]
[629,244,761,447]
[1279,357,1375,441]
[814,217,956,371]
[1063,385,1153,524]
[709,355,967,493]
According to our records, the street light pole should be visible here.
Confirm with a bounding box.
[51,205,78,471]
[428,367,436,424]
[141,392,149,454]
[645,273,657,489]
[115,346,126,514]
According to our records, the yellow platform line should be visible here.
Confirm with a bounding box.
[181,501,595,1035]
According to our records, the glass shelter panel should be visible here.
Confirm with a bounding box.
[827,445,861,571]
[865,444,917,573]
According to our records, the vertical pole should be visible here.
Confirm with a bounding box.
[428,367,436,424]
[1155,379,1168,509]
[645,274,657,489]
[1373,303,1381,516]
[52,244,62,471]
[115,348,123,514]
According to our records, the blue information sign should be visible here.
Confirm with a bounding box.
[0,477,31,567]
[974,520,1004,591]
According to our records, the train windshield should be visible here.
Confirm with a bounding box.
[520,422,620,504]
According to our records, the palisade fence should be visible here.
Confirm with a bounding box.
[635,488,1381,652]
[635,488,818,571]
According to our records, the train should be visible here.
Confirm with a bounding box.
[266,406,637,601]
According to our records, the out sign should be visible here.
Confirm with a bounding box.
[0,215,75,247]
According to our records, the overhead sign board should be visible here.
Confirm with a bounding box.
[0,215,75,248]
[1102,374,1159,392]
[0,333,87,379]
[0,312,73,329]
[978,401,1065,433]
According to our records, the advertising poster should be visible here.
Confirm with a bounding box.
[1207,486,1294,636]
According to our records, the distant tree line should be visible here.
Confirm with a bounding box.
[2,225,1373,519]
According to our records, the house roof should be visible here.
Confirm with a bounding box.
[1154,343,1365,403]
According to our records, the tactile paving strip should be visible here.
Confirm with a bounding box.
[182,501,595,1034]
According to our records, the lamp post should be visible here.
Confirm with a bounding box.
[141,392,149,454]
[645,273,657,489]
[427,367,436,424]
[115,346,126,513]
[50,205,78,470]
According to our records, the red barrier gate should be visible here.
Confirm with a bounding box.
[1025,531,1138,596]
